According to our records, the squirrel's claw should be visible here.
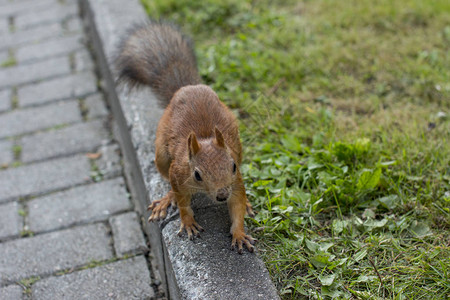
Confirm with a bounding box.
[177,219,204,240]
[231,232,256,254]
[148,208,167,222]
[147,195,173,222]
[246,201,255,218]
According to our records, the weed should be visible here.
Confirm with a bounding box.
[49,124,69,131]
[18,276,40,295]
[90,161,103,182]
[12,144,21,160]
[19,230,34,237]
[11,161,23,168]
[80,258,118,270]
[11,87,18,109]
[78,98,88,121]
[0,57,16,68]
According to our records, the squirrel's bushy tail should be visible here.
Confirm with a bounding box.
[116,21,201,107]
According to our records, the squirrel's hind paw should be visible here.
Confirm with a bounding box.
[246,201,255,218]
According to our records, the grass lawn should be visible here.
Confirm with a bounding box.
[142,0,450,298]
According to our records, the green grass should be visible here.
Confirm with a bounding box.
[143,0,450,298]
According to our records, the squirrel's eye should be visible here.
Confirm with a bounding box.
[232,162,237,174]
[194,170,202,181]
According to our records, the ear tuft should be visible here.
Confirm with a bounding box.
[188,132,201,159]
[215,127,225,148]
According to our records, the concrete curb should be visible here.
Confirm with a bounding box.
[79,0,280,299]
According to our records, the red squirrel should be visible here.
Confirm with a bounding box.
[116,21,255,253]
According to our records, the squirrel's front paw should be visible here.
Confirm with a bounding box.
[177,216,204,240]
[231,230,256,254]
[148,194,174,222]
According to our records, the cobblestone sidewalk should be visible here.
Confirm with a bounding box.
[0,0,157,298]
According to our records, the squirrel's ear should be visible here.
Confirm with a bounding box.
[188,132,201,159]
[215,127,225,148]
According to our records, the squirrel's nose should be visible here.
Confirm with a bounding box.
[216,187,230,202]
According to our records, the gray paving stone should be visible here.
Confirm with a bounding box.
[74,49,94,72]
[66,16,83,32]
[0,139,14,166]
[0,0,56,17]
[0,100,81,139]
[32,256,154,300]
[0,223,113,284]
[16,35,84,64]
[85,93,108,119]
[0,154,91,203]
[0,18,7,34]
[18,72,97,107]
[15,2,78,30]
[21,119,108,163]
[0,285,23,300]
[0,56,70,89]
[110,212,146,256]
[0,23,63,51]
[0,50,9,65]
[96,143,122,179]
[0,89,11,112]
[28,177,131,232]
[0,201,22,240]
